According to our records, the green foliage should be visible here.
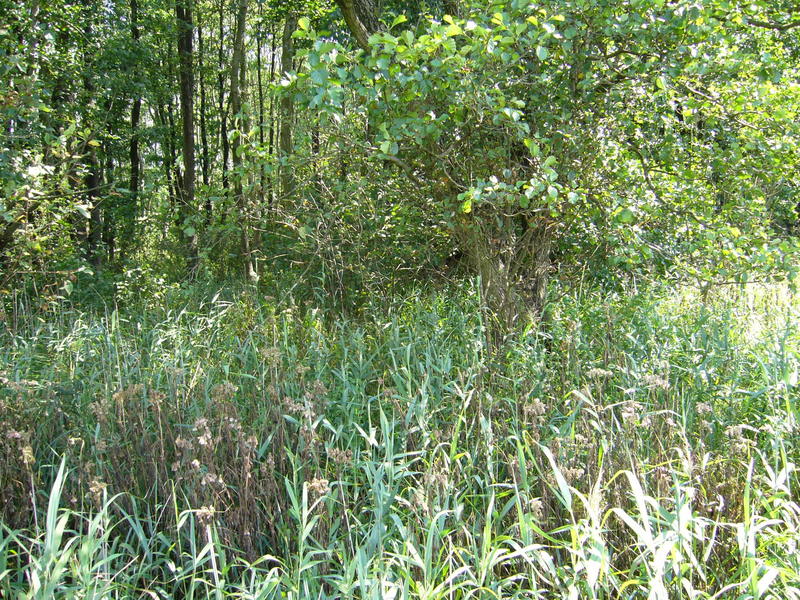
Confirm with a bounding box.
[292,0,800,310]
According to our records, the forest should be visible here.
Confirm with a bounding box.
[1,0,800,597]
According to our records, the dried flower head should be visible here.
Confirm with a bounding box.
[21,445,35,466]
[261,347,281,367]
[523,397,547,421]
[621,402,639,425]
[283,397,304,415]
[88,479,107,507]
[327,447,353,465]
[308,477,330,496]
[211,382,237,403]
[311,380,328,398]
[643,374,670,391]
[529,497,544,519]
[197,505,216,525]
[587,368,614,380]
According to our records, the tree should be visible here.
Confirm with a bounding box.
[299,0,800,334]
[176,0,198,272]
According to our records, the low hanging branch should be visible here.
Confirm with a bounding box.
[334,0,377,51]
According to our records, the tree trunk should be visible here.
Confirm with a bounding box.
[86,147,102,267]
[334,0,380,50]
[102,150,115,264]
[255,13,266,207]
[279,14,297,200]
[217,0,229,192]
[176,0,198,273]
[230,0,257,281]
[125,0,142,263]
[82,13,102,268]
[456,217,552,343]
[267,25,277,207]
[197,15,211,194]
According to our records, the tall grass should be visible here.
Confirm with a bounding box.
[0,280,797,598]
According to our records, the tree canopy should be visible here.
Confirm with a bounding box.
[1,0,799,326]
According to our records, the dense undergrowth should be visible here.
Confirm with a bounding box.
[0,279,798,599]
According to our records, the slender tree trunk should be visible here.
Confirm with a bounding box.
[176,0,198,272]
[126,0,142,263]
[83,14,103,268]
[103,150,115,264]
[197,17,211,193]
[230,0,257,281]
[256,13,266,207]
[217,0,229,192]
[161,100,180,209]
[267,26,277,207]
[86,148,102,267]
[279,14,297,200]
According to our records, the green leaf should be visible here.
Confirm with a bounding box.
[445,23,463,37]
[391,14,407,28]
[76,204,91,219]
[617,208,635,224]
[183,226,196,237]
[536,45,548,60]
[298,17,310,31]
[524,138,540,157]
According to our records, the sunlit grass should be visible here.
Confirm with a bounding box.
[0,280,798,598]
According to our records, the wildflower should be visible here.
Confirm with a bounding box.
[201,472,223,487]
[283,397,304,414]
[300,424,317,447]
[621,402,639,425]
[261,347,281,367]
[311,380,328,397]
[562,466,585,484]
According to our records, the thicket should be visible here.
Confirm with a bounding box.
[2,0,800,597]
